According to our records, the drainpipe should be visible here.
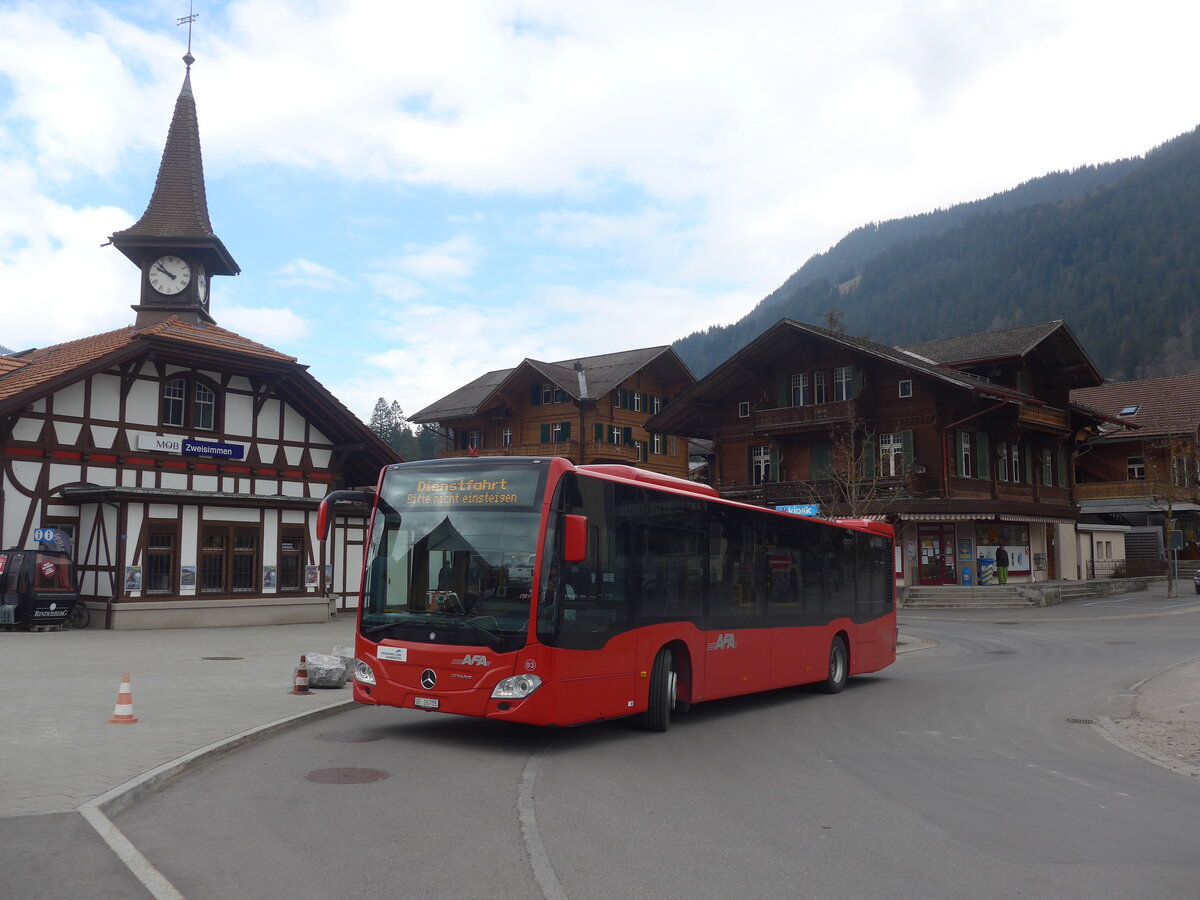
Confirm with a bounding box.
[574,363,588,465]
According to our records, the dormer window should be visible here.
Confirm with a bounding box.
[162,374,220,431]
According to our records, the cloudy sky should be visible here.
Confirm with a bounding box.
[2,1,1198,421]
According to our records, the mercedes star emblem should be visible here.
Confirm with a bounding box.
[420,669,437,690]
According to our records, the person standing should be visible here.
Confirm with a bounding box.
[996,544,1010,584]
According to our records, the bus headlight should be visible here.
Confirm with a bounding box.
[491,674,543,700]
[354,659,377,685]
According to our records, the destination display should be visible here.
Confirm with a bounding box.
[385,467,543,509]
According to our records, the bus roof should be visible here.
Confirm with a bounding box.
[576,464,719,499]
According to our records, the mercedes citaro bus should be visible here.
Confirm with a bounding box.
[318,457,896,731]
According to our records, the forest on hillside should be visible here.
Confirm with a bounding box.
[674,127,1200,382]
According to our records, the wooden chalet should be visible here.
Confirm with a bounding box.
[647,318,1106,587]
[1072,373,1200,570]
[0,53,397,628]
[410,348,696,479]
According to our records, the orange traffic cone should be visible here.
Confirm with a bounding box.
[107,673,139,724]
[290,654,312,695]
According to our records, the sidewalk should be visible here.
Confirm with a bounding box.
[0,618,357,818]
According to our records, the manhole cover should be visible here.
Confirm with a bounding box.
[315,731,384,743]
[985,649,1016,654]
[202,656,244,660]
[305,767,390,784]
[1066,717,1098,725]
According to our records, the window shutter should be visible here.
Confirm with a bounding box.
[862,437,876,478]
[851,366,863,400]
[1057,447,1067,487]
[561,422,571,440]
[901,430,914,472]
[955,431,967,477]
[623,427,633,445]
[811,442,832,479]
[540,424,550,443]
[976,432,990,479]
[769,448,779,482]
[1024,441,1033,483]
[777,374,789,407]
[531,384,541,406]
[594,423,604,442]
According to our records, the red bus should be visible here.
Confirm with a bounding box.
[318,457,896,731]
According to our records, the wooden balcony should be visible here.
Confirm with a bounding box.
[1075,480,1199,503]
[440,439,642,464]
[719,477,913,510]
[1016,404,1070,432]
[442,440,582,460]
[751,400,859,434]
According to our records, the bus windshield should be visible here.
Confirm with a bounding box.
[360,460,548,652]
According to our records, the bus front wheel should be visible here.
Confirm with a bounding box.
[818,636,848,694]
[643,648,677,732]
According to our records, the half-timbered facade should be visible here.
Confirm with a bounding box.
[0,53,397,628]
[411,348,696,479]
[647,319,1105,587]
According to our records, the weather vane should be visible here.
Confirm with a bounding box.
[177,1,198,56]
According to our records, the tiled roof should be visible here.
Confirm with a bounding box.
[412,368,514,422]
[411,346,691,422]
[646,318,1042,436]
[0,318,295,410]
[1072,373,1200,439]
[138,317,296,362]
[900,321,1066,364]
[111,67,214,242]
[794,319,1036,399]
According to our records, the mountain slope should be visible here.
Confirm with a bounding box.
[675,127,1200,381]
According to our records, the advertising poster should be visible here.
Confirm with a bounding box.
[975,524,1030,574]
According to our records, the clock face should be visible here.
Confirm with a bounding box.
[148,255,192,295]
[195,265,209,309]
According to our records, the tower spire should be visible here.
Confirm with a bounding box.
[110,15,239,328]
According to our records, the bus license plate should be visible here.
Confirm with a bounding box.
[414,697,439,710]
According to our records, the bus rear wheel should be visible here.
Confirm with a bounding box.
[643,648,677,732]
[818,635,848,694]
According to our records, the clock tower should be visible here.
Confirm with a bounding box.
[110,51,239,328]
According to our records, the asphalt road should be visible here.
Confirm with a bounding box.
[107,603,1199,900]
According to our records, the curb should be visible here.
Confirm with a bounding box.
[79,696,355,900]
[1092,716,1200,781]
[897,634,937,654]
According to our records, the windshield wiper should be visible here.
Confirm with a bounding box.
[362,615,504,649]
[455,617,505,650]
[363,620,404,636]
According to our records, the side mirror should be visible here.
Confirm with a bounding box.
[316,490,375,541]
[563,514,588,563]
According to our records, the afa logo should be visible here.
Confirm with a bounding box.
[706,633,738,651]
[452,654,491,666]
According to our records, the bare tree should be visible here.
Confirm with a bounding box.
[1144,437,1200,598]
[798,420,886,519]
